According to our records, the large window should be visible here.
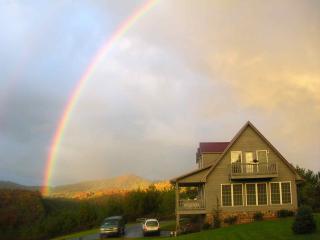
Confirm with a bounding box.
[222,182,291,207]
[233,184,243,206]
[246,183,268,206]
[246,184,256,205]
[222,185,232,206]
[270,182,281,204]
[270,182,291,204]
[281,182,292,204]
[221,184,243,206]
[257,183,268,205]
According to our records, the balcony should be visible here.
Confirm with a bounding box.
[178,199,205,210]
[230,162,278,179]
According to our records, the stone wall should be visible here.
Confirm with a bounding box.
[206,210,279,226]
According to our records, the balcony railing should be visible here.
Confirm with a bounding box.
[178,199,205,210]
[230,162,278,179]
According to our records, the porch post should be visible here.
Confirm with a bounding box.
[175,182,180,233]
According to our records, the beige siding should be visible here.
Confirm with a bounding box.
[202,153,222,168]
[205,125,298,213]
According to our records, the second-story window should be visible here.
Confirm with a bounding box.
[231,151,242,163]
[256,150,268,163]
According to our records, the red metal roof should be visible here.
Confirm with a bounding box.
[199,142,230,153]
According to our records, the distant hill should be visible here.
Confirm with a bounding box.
[0,181,40,191]
[0,174,172,199]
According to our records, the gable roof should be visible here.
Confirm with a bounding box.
[196,142,230,162]
[203,121,302,181]
[170,166,211,184]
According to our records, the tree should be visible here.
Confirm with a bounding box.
[292,205,316,234]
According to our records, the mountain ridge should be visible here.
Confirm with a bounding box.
[0,174,171,198]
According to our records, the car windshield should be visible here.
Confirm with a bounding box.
[103,219,119,227]
[146,220,158,227]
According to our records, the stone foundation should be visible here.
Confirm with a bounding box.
[206,210,279,226]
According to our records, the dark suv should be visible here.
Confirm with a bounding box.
[100,216,125,238]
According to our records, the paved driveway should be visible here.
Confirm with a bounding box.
[68,224,170,240]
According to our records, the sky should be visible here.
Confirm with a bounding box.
[0,0,319,186]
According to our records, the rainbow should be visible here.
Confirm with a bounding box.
[42,0,157,196]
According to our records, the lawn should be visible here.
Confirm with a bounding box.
[141,214,320,240]
[52,228,99,240]
[53,214,320,240]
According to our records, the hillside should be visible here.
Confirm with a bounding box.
[0,175,172,199]
[50,174,157,198]
[0,181,40,191]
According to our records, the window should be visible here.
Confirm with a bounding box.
[281,182,292,204]
[222,185,232,206]
[270,182,281,204]
[246,184,256,205]
[233,184,243,206]
[221,184,243,206]
[245,152,254,163]
[257,183,267,205]
[256,150,268,163]
[231,151,242,163]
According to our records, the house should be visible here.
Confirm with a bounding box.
[170,121,302,228]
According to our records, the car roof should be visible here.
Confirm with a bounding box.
[105,216,123,220]
[145,218,159,222]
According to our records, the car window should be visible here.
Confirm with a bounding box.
[146,220,158,227]
[104,219,119,226]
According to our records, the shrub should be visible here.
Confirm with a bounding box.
[253,212,263,221]
[212,197,221,229]
[202,222,211,230]
[223,215,238,225]
[277,209,294,218]
[292,206,316,234]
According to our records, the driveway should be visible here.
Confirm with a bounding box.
[68,224,171,240]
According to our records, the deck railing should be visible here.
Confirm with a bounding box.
[178,199,205,210]
[230,162,278,178]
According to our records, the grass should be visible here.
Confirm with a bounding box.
[159,220,176,231]
[142,214,320,240]
[53,214,320,240]
[52,228,99,240]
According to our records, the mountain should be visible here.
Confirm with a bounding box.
[0,181,40,191]
[50,174,152,197]
[0,174,172,199]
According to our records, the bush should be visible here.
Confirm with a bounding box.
[292,206,316,234]
[277,209,294,218]
[202,222,211,230]
[223,215,238,225]
[253,212,263,221]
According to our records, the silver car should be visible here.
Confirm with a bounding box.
[141,219,160,236]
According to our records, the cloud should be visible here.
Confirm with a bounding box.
[128,0,320,170]
[1,0,319,185]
